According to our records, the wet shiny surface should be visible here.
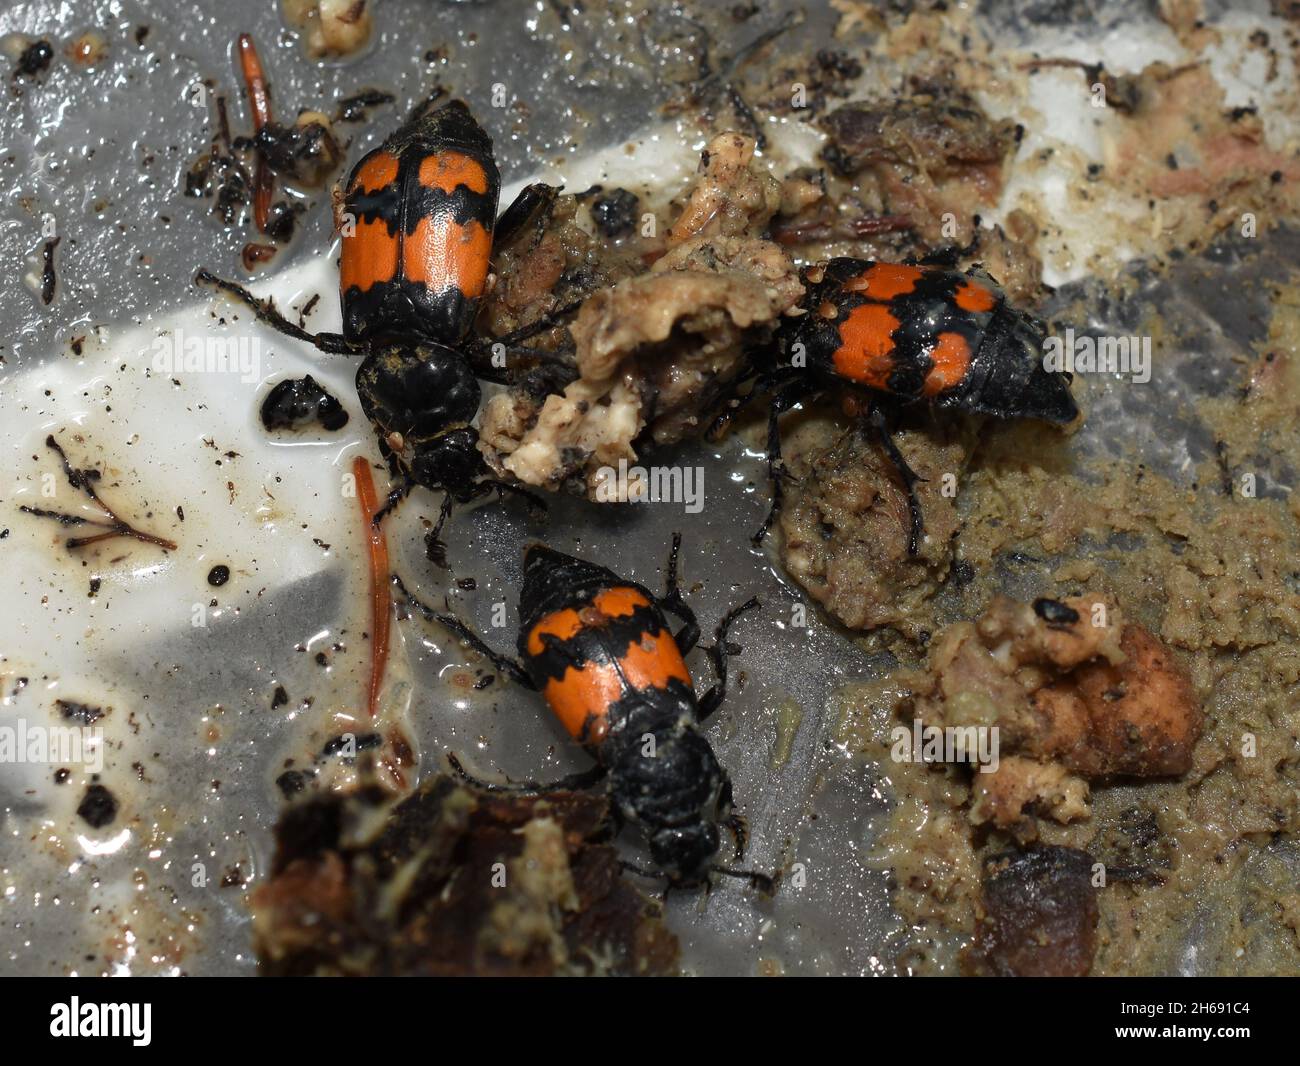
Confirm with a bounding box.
[0,0,1295,975]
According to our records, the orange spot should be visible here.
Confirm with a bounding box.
[403,216,491,297]
[542,628,692,742]
[350,152,400,194]
[528,608,582,655]
[843,263,923,301]
[831,303,900,389]
[417,151,489,195]
[953,279,997,313]
[526,587,650,656]
[593,586,652,622]
[340,217,399,294]
[923,332,972,396]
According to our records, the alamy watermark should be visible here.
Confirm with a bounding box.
[890,719,1000,773]
[0,718,103,773]
[50,997,151,1046]
[1043,328,1151,384]
[150,328,261,384]
[593,459,705,514]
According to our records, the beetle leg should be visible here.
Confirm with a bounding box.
[752,378,818,545]
[447,751,607,794]
[655,533,761,699]
[866,406,926,557]
[696,595,760,722]
[466,341,576,386]
[657,531,702,656]
[194,269,358,355]
[422,493,457,569]
[372,475,413,527]
[492,181,560,250]
[706,363,804,442]
[709,864,777,894]
[618,861,675,903]
[622,859,773,896]
[721,814,749,860]
[717,779,748,859]
[392,573,537,689]
[482,478,548,520]
[464,300,585,365]
[421,480,544,571]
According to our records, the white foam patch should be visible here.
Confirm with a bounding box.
[0,253,363,668]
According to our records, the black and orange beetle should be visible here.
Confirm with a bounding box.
[197,100,556,554]
[396,535,772,890]
[717,257,1079,549]
[338,98,498,347]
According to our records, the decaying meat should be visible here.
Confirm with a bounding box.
[910,594,1203,833]
[582,235,804,445]
[822,100,1016,179]
[573,237,801,386]
[481,194,634,341]
[1104,62,1300,241]
[970,755,1090,829]
[251,777,678,976]
[819,97,1019,246]
[1032,623,1203,778]
[778,417,976,636]
[666,131,782,245]
[479,373,642,493]
[965,210,1043,305]
[964,846,1100,977]
[253,111,342,188]
[480,236,801,493]
[778,173,825,220]
[974,594,1125,673]
[478,133,803,497]
[282,0,372,59]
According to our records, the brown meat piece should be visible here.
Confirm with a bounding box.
[912,593,1124,747]
[1033,624,1202,777]
[779,418,974,636]
[250,777,678,976]
[666,131,782,246]
[910,595,1202,831]
[479,235,802,494]
[822,101,1017,178]
[964,846,1099,976]
[481,193,638,341]
[976,594,1124,672]
[968,210,1044,305]
[970,756,1090,833]
[478,128,802,495]
[1122,64,1300,192]
[249,850,355,968]
[819,98,1019,246]
[575,236,803,386]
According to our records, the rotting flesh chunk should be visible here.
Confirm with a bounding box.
[250,776,678,976]
[963,846,1099,977]
[911,594,1202,833]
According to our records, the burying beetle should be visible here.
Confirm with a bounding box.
[395,534,775,892]
[197,99,562,561]
[712,256,1079,551]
